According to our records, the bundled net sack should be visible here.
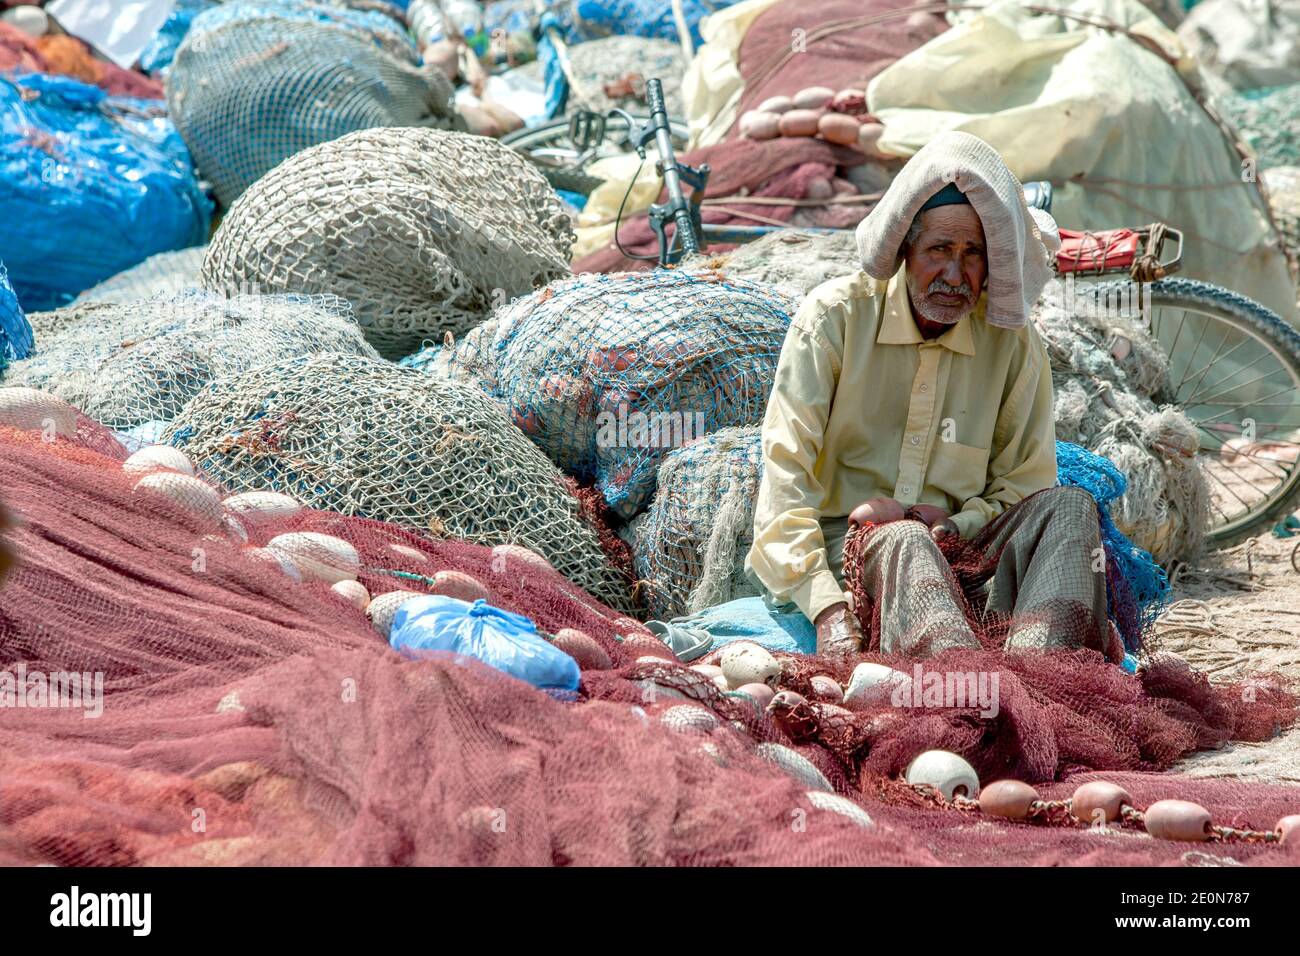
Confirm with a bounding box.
[166,0,459,207]
[202,127,574,359]
[451,270,796,521]
[1036,281,1208,563]
[4,292,375,437]
[0,73,211,311]
[687,228,864,297]
[71,246,207,306]
[514,35,687,118]
[0,259,33,375]
[628,426,763,619]
[1,423,1298,866]
[163,352,632,610]
[1263,166,1300,282]
[1218,82,1300,169]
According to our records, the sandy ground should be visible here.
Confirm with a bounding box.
[1162,529,1300,783]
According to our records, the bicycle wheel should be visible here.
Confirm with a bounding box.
[1092,277,1300,549]
[501,114,691,196]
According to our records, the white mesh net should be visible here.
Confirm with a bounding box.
[71,247,208,307]
[201,127,575,359]
[4,291,376,435]
[163,351,633,610]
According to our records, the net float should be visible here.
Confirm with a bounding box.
[1143,799,1213,842]
[818,112,861,146]
[805,176,835,200]
[366,590,424,638]
[133,472,223,529]
[905,750,980,800]
[978,780,1040,820]
[809,675,843,702]
[429,569,490,603]
[843,661,911,709]
[792,85,834,109]
[490,543,552,573]
[243,546,302,583]
[122,445,195,478]
[738,110,780,140]
[1070,780,1133,824]
[829,88,867,114]
[660,705,720,735]
[689,663,724,679]
[331,579,371,610]
[222,491,303,520]
[807,791,874,829]
[720,642,780,689]
[551,628,612,670]
[0,386,78,438]
[755,94,794,113]
[267,532,360,584]
[756,742,832,792]
[777,108,822,138]
[389,544,428,563]
[735,682,775,710]
[857,121,887,156]
[221,513,249,544]
[1274,815,1300,845]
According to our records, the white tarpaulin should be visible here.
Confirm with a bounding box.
[46,0,176,70]
[867,0,1297,321]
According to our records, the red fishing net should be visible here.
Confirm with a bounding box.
[1,425,1297,866]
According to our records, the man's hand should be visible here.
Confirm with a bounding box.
[907,503,959,541]
[848,497,906,526]
[814,601,864,656]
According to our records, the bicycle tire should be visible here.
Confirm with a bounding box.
[1090,276,1300,549]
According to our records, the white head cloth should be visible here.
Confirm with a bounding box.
[855,131,1053,329]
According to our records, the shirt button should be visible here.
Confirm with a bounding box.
[901,484,912,494]
[910,435,920,445]
[919,384,929,392]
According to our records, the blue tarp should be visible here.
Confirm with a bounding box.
[0,73,211,312]
[139,0,222,75]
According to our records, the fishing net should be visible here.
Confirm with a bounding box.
[513,35,687,118]
[1219,82,1300,169]
[1263,166,1300,282]
[628,426,764,619]
[1036,280,1209,563]
[162,351,633,611]
[71,247,207,307]
[165,0,459,207]
[444,270,797,521]
[201,127,574,359]
[4,292,375,437]
[685,228,863,297]
[1,423,1296,866]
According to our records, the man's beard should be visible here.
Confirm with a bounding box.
[909,276,978,325]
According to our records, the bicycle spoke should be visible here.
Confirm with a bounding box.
[1195,385,1300,424]
[1178,336,1258,398]
[1173,311,1216,395]
[1191,366,1296,407]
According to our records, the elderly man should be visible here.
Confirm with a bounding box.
[746,131,1108,657]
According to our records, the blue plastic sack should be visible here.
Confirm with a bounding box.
[658,596,818,656]
[391,596,581,691]
[0,259,33,373]
[0,74,212,312]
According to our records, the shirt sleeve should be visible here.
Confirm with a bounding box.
[745,311,846,624]
[949,329,1057,538]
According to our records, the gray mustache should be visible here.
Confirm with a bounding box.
[927,278,974,298]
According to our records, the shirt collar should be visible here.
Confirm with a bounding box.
[876,264,979,356]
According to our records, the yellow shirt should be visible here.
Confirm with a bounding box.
[745,264,1057,623]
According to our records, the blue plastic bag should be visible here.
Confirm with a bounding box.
[0,259,33,373]
[0,73,212,311]
[391,596,581,692]
[140,0,222,75]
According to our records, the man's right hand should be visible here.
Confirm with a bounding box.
[848,497,906,526]
[814,601,864,656]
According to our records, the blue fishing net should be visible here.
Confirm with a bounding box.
[454,271,797,522]
[1055,440,1171,651]
[0,74,211,312]
[0,259,33,374]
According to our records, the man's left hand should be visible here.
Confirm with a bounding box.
[908,504,959,541]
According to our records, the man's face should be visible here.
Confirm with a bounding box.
[904,205,988,325]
